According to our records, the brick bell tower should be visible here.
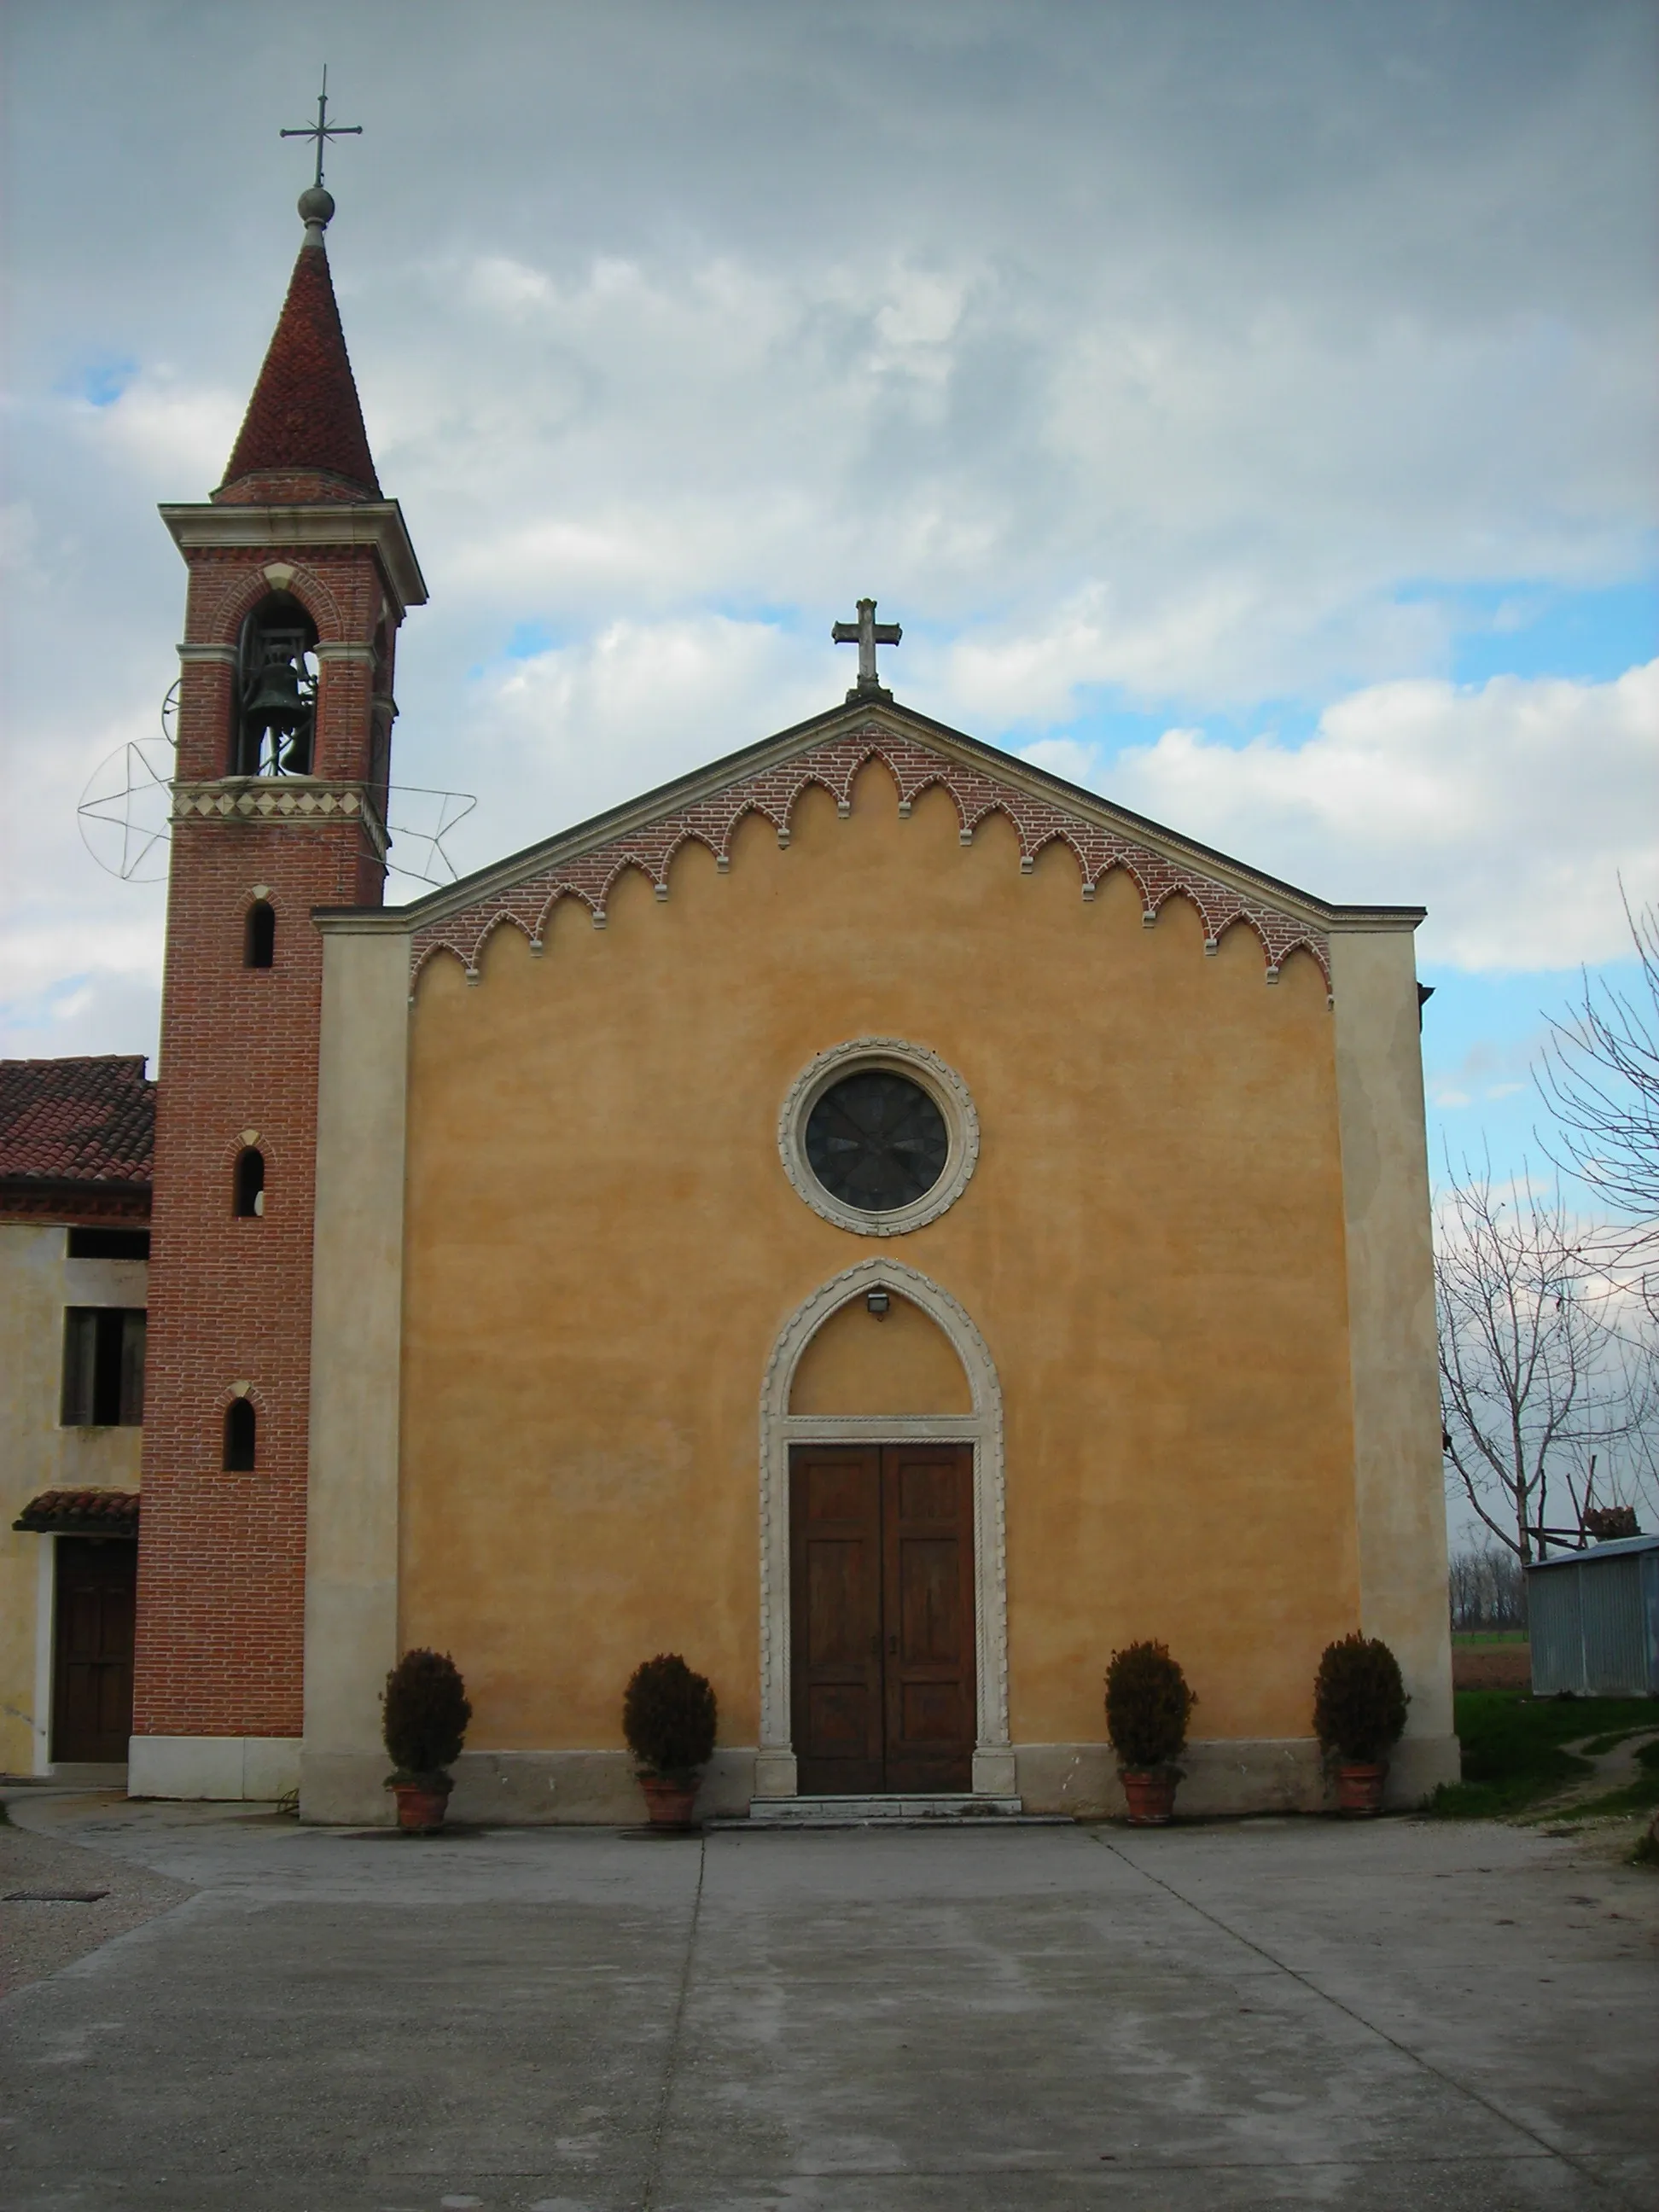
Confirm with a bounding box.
[131,176,425,1797]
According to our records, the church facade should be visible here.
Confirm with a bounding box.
[125,189,1456,1822]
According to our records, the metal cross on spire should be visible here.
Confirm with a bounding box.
[832,598,902,701]
[281,67,362,190]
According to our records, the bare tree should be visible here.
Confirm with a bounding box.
[1538,894,1659,1325]
[1447,1542,1528,1632]
[1437,1161,1652,1562]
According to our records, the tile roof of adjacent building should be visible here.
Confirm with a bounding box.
[13,1490,141,1536]
[0,1056,154,1187]
[217,236,381,501]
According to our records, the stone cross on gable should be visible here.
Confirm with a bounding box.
[832,598,902,701]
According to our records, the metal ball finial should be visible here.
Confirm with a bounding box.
[298,184,335,240]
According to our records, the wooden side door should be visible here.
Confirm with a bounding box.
[790,1446,884,1795]
[52,1537,137,1763]
[882,1442,976,1792]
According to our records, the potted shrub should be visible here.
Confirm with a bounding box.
[1105,1640,1196,1825]
[623,1653,717,1828]
[1313,1633,1408,1815]
[382,1647,472,1833]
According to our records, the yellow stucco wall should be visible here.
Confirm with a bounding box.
[399,767,1360,1755]
[789,1291,971,1415]
[0,1225,145,1773]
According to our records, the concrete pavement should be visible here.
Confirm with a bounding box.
[1,1793,1655,2209]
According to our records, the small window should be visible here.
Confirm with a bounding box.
[67,1227,150,1260]
[61,1308,146,1426]
[224,1398,256,1471]
[234,1149,265,1219]
[244,901,276,968]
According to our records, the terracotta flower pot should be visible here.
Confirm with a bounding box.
[392,1781,451,1834]
[640,1775,699,1829]
[1120,1769,1178,1825]
[1337,1761,1386,1816]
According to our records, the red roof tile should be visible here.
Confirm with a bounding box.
[13,1490,140,1536]
[218,239,381,501]
[0,1057,154,1187]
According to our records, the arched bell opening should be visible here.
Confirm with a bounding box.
[232,593,318,778]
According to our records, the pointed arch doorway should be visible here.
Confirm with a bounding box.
[758,1259,1014,1800]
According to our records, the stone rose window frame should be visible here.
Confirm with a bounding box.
[777,1037,980,1238]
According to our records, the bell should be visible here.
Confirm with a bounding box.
[243,658,307,735]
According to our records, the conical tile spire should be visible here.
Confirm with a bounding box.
[215,200,381,504]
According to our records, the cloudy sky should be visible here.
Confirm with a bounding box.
[3,0,1656,1189]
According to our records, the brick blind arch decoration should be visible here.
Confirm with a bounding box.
[409,723,1332,996]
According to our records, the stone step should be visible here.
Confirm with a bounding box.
[710,1794,1071,1830]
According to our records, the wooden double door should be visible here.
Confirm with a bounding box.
[790,1441,976,1795]
[52,1538,136,1764]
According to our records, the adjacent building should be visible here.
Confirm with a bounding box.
[1,1056,152,1774]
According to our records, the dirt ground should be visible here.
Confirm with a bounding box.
[1452,1643,1534,1690]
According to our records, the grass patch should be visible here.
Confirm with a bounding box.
[1450,1631,1529,1647]
[1550,1738,1659,1825]
[1426,1691,1659,1819]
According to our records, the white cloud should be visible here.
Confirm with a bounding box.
[0,500,38,574]
[1018,736,1097,786]
[3,3,1655,1064]
[0,697,170,1063]
[451,614,835,861]
[1049,662,1658,972]
[943,578,1454,719]
[0,971,162,1067]
[73,375,244,489]
[467,253,555,317]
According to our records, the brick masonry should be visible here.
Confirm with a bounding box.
[132,533,401,1742]
[410,725,1332,992]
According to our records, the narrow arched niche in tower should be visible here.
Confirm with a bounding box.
[223,1397,256,1472]
[244,900,276,968]
[233,592,318,777]
[234,1147,265,1219]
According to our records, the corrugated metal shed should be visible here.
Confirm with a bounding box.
[1527,1534,1659,1697]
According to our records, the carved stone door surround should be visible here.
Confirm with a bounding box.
[757,1256,1013,1798]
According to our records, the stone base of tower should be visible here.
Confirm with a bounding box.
[128,1733,300,1801]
